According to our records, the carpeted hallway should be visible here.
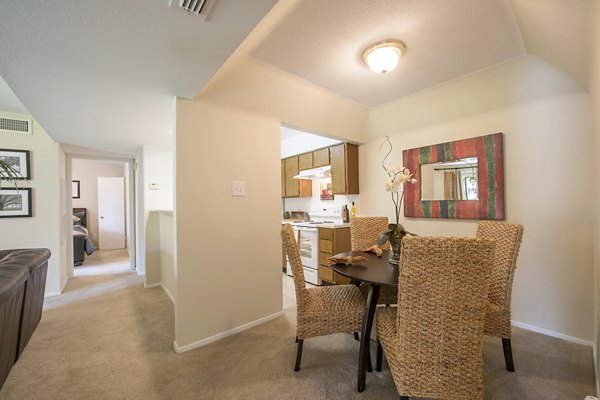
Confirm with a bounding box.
[0,261,595,399]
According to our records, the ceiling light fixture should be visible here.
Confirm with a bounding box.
[362,40,406,75]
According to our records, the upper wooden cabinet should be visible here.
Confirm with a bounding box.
[282,156,312,198]
[298,153,313,171]
[313,148,330,167]
[281,143,357,198]
[330,143,359,195]
[284,157,299,197]
[281,160,286,198]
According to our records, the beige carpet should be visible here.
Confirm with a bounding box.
[0,264,595,399]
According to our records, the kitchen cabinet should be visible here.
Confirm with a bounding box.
[318,227,352,285]
[281,142,357,198]
[284,157,299,197]
[283,156,312,198]
[298,153,313,171]
[312,148,330,167]
[330,143,359,195]
[281,160,286,197]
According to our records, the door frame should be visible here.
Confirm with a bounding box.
[66,154,137,278]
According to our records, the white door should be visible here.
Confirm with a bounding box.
[98,177,125,250]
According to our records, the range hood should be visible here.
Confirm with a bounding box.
[293,165,331,180]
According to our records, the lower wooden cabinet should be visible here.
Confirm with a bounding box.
[318,227,352,285]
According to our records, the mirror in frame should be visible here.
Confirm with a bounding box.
[402,132,504,220]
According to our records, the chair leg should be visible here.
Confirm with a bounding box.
[294,339,304,372]
[295,336,298,343]
[354,332,359,341]
[502,338,515,372]
[366,343,373,372]
[376,338,383,372]
[399,396,409,400]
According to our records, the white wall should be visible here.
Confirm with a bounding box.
[159,211,175,303]
[362,56,594,343]
[72,159,126,244]
[175,100,283,349]
[0,111,65,295]
[58,147,69,290]
[143,146,173,211]
[590,0,600,391]
[175,15,370,348]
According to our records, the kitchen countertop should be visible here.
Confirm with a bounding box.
[281,220,350,229]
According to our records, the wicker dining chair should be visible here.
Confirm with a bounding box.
[376,236,495,400]
[281,224,366,371]
[476,221,524,372]
[351,216,398,305]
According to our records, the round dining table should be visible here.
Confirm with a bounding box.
[329,250,398,393]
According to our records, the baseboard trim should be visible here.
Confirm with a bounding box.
[45,277,69,298]
[173,311,285,354]
[160,283,175,305]
[144,282,161,289]
[511,320,593,347]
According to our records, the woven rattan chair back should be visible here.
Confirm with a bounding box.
[476,221,524,316]
[394,236,495,399]
[350,216,391,251]
[281,224,307,305]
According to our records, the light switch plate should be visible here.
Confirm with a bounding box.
[232,181,246,197]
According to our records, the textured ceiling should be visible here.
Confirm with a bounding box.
[0,0,277,154]
[0,76,27,115]
[252,0,527,107]
[509,0,591,88]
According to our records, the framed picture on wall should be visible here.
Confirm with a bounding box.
[0,148,31,179]
[0,188,32,218]
[72,180,80,199]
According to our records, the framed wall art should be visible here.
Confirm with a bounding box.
[0,148,31,179]
[403,132,505,220]
[0,188,32,218]
[72,180,80,199]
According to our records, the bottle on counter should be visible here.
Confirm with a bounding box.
[351,202,356,218]
[342,205,350,223]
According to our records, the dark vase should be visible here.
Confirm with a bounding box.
[388,233,404,265]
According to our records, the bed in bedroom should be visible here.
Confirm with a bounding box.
[73,208,95,266]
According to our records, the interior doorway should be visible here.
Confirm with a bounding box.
[70,157,135,277]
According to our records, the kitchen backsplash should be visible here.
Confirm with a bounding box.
[283,177,360,218]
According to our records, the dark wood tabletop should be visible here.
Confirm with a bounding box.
[329,250,399,288]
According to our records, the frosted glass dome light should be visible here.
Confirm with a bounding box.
[362,40,406,75]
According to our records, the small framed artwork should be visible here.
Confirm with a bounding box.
[320,182,334,200]
[72,180,80,199]
[0,188,32,218]
[0,148,31,179]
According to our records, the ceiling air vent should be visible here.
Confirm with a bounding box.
[0,116,32,135]
[170,0,216,20]
[179,0,208,15]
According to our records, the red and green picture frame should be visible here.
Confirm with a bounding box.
[403,133,505,220]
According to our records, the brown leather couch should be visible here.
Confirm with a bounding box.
[0,249,50,389]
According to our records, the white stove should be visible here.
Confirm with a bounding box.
[286,207,344,285]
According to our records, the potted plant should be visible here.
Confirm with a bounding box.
[376,136,418,265]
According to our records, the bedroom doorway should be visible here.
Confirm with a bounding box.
[70,157,134,277]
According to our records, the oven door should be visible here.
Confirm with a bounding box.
[295,226,319,270]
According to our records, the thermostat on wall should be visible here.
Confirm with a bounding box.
[149,183,160,190]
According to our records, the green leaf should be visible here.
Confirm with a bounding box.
[0,159,26,189]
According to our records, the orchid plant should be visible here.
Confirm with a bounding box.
[377,136,417,248]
